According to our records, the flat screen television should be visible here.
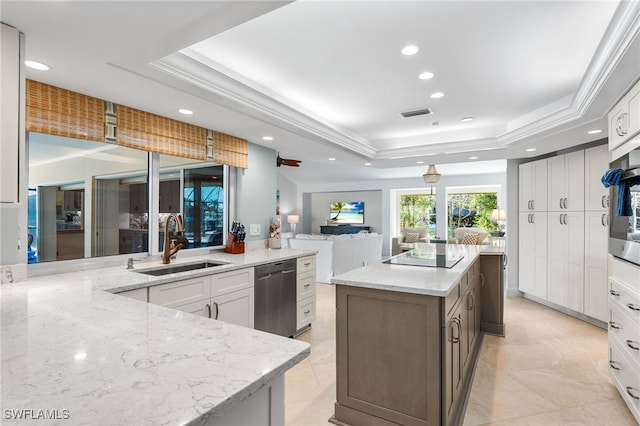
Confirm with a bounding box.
[329,201,364,224]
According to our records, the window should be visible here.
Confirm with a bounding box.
[447,192,498,238]
[27,133,228,263]
[399,193,437,238]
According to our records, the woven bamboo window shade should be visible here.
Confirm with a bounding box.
[25,80,248,168]
[26,80,105,142]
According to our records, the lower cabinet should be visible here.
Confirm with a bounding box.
[332,256,501,426]
[148,268,254,328]
[296,255,316,331]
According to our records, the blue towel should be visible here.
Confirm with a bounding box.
[602,168,640,216]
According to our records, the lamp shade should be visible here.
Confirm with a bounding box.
[287,215,300,224]
[490,209,507,221]
[422,164,441,184]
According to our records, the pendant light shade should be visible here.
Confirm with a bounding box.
[422,164,441,184]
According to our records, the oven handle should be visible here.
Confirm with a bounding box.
[621,167,640,180]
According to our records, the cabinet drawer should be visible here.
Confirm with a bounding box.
[297,298,315,330]
[148,276,211,307]
[612,260,640,292]
[610,277,640,323]
[610,302,640,365]
[297,271,315,301]
[608,337,640,421]
[445,284,461,319]
[211,268,254,297]
[297,256,315,274]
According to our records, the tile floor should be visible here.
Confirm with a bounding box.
[284,283,638,426]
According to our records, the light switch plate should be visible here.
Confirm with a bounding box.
[249,224,260,236]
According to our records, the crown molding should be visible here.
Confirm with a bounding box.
[151,51,377,158]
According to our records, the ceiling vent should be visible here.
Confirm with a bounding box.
[400,108,433,118]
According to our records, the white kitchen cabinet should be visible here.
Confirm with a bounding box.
[608,257,640,424]
[296,255,316,331]
[519,159,548,211]
[547,211,585,312]
[609,79,640,151]
[148,267,254,328]
[548,151,585,212]
[0,24,20,203]
[518,212,547,299]
[584,145,610,211]
[584,211,609,322]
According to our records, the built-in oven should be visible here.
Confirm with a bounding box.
[609,149,640,266]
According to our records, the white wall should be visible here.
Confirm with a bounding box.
[276,173,299,231]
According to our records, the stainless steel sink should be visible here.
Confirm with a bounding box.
[136,261,228,276]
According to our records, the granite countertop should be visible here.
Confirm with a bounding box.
[331,243,504,297]
[1,248,313,425]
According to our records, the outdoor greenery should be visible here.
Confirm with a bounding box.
[447,193,498,237]
[400,194,437,237]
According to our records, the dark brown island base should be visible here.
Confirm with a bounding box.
[330,245,506,426]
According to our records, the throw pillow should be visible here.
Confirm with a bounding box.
[404,232,420,243]
[461,232,479,245]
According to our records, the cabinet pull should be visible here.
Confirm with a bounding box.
[466,291,475,310]
[626,340,640,351]
[627,303,640,312]
[450,318,460,343]
[559,198,563,209]
[564,198,568,209]
[610,290,620,297]
[304,262,311,267]
[213,302,219,320]
[304,283,311,288]
[609,360,622,371]
[559,214,563,225]
[610,321,621,330]
[206,303,212,319]
[304,309,311,315]
[627,387,640,400]
[480,273,485,288]
[531,200,534,210]
[601,195,607,208]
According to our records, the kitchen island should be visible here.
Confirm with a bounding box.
[1,249,312,426]
[330,244,506,426]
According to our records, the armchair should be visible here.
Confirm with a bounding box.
[391,227,430,255]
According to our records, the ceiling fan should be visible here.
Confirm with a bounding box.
[276,152,301,167]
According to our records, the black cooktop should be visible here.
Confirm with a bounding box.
[385,251,464,268]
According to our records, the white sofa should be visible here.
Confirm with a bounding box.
[282,233,383,283]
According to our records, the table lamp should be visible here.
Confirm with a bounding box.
[490,209,507,236]
[287,215,300,234]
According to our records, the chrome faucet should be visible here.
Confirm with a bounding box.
[162,213,186,264]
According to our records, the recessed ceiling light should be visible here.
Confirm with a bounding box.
[419,72,434,80]
[178,109,193,115]
[526,148,537,152]
[401,45,419,56]
[262,136,274,141]
[469,156,479,160]
[587,129,602,134]
[364,162,372,166]
[416,161,425,164]
[461,117,474,122]
[328,157,336,161]
[430,92,444,99]
[25,60,50,71]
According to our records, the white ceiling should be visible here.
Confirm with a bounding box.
[2,1,640,183]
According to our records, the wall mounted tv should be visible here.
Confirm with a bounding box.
[330,201,364,224]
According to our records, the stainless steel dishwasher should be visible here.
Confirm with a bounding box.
[254,259,297,337]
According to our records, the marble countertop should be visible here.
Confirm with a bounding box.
[1,248,313,425]
[331,244,504,297]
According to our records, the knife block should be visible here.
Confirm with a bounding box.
[224,234,245,254]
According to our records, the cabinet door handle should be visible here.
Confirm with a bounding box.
[559,198,563,209]
[627,303,640,312]
[304,309,311,315]
[466,291,475,310]
[531,200,534,210]
[480,273,485,288]
[601,214,607,227]
[559,214,563,225]
[503,253,509,268]
[206,303,212,319]
[610,290,620,297]
[601,195,607,208]
[564,198,568,209]
[304,283,311,288]
[610,321,621,330]
[627,387,640,400]
[626,340,640,351]
[609,360,622,371]
[450,318,460,343]
[304,262,311,267]
[213,302,219,320]
[530,214,534,224]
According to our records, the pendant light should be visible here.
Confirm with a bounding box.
[423,164,441,195]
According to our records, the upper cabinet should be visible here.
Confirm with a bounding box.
[584,145,610,211]
[548,150,584,211]
[519,158,547,211]
[159,180,180,213]
[608,79,640,152]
